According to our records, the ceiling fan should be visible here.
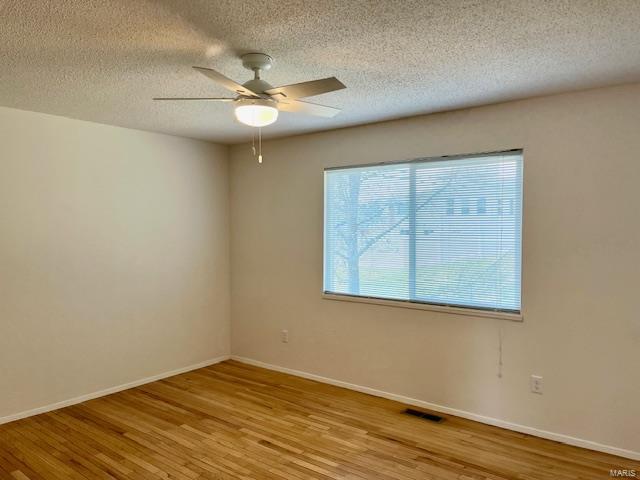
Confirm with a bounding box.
[154,53,346,128]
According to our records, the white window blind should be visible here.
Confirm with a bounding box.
[324,151,523,313]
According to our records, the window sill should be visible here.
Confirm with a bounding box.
[322,293,523,322]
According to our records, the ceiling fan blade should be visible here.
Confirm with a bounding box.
[193,66,260,98]
[277,99,341,118]
[153,97,236,101]
[265,77,346,100]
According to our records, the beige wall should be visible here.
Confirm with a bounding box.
[0,107,230,418]
[230,83,640,455]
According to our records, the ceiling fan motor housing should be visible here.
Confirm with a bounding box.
[242,78,274,96]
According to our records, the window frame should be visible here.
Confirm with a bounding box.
[322,149,524,322]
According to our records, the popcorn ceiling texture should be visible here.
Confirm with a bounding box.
[1,0,639,144]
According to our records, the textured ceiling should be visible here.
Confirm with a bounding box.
[1,1,639,144]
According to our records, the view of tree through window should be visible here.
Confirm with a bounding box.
[324,151,522,313]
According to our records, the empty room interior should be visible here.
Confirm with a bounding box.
[1,1,639,479]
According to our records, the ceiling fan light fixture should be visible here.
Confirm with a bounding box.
[234,98,278,127]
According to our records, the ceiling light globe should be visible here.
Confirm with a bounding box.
[234,99,278,127]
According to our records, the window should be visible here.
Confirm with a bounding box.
[476,197,487,215]
[446,198,455,216]
[324,151,523,314]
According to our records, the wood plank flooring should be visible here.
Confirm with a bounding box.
[0,360,636,479]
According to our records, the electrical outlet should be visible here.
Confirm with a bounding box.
[530,375,543,394]
[281,329,289,343]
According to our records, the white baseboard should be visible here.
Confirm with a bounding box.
[0,355,230,426]
[231,355,640,461]
[3,353,637,461]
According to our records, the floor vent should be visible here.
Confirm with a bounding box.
[404,408,444,423]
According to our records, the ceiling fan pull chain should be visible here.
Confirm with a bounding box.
[258,127,263,164]
[252,129,256,157]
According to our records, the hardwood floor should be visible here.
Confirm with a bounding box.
[0,360,636,479]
